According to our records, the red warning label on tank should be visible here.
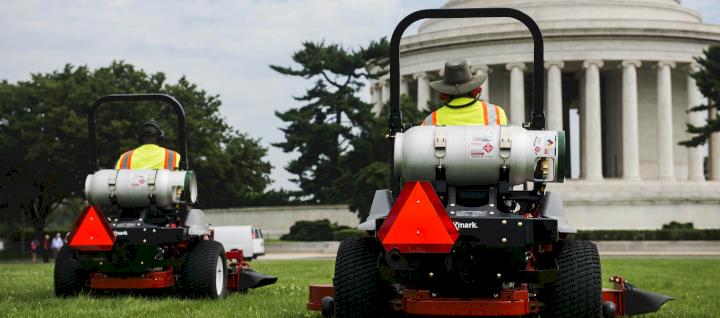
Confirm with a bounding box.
[483,143,494,153]
[470,135,497,159]
[129,174,146,187]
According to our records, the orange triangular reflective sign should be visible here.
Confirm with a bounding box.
[378,181,459,253]
[68,206,116,251]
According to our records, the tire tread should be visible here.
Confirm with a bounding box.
[545,240,602,318]
[333,237,382,318]
[54,245,86,297]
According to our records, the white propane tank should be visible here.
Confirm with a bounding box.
[85,169,198,209]
[393,126,565,186]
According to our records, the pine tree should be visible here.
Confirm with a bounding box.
[271,39,388,203]
[681,46,720,147]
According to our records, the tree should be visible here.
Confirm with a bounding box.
[681,46,720,147]
[270,39,389,203]
[0,61,272,242]
[344,96,425,221]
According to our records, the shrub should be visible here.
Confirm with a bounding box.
[280,220,367,241]
[575,229,720,241]
[662,221,694,230]
[281,219,335,241]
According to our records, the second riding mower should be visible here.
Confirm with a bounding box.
[308,8,672,317]
[54,94,276,298]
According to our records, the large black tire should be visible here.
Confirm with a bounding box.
[180,240,228,299]
[544,240,602,318]
[54,245,87,297]
[333,237,385,318]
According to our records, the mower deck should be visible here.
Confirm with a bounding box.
[307,284,538,317]
[89,270,175,289]
[308,276,673,317]
[84,249,276,292]
[398,287,536,316]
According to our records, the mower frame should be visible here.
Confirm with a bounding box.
[55,94,276,298]
[308,7,673,318]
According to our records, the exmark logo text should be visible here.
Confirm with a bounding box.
[453,221,478,229]
[113,230,128,236]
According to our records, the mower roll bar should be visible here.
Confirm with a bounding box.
[388,8,546,194]
[389,8,546,135]
[88,94,189,172]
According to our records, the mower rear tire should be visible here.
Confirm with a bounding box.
[333,237,384,318]
[180,240,228,299]
[54,245,87,297]
[544,240,602,318]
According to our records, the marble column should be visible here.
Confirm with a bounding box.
[583,60,604,180]
[687,63,705,181]
[478,65,490,101]
[656,61,675,181]
[371,82,383,115]
[711,108,720,180]
[381,78,390,105]
[414,72,430,111]
[400,76,410,97]
[506,63,526,125]
[621,60,642,180]
[546,61,564,131]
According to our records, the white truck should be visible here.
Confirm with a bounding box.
[213,226,265,259]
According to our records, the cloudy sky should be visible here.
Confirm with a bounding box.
[2,0,719,190]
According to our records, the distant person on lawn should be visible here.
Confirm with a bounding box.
[51,233,64,260]
[31,239,38,263]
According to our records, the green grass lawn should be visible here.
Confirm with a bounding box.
[0,258,717,317]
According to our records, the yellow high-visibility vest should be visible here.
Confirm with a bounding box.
[115,144,180,170]
[422,98,508,126]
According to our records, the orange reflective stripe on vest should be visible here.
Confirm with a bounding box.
[484,101,498,126]
[119,150,134,169]
[163,149,170,170]
[164,149,176,170]
[482,102,489,126]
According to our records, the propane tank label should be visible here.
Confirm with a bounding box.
[469,132,498,159]
[533,134,557,157]
[129,174,147,187]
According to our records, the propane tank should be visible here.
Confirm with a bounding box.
[85,169,198,209]
[393,126,565,186]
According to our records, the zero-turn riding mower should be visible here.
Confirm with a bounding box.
[54,94,276,298]
[307,8,672,317]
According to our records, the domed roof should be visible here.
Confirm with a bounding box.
[397,0,720,76]
[419,0,702,34]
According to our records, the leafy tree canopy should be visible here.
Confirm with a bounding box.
[0,61,273,239]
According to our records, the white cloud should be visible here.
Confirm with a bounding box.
[1,0,717,191]
[0,0,444,190]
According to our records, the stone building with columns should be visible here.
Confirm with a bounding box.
[370,0,720,229]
